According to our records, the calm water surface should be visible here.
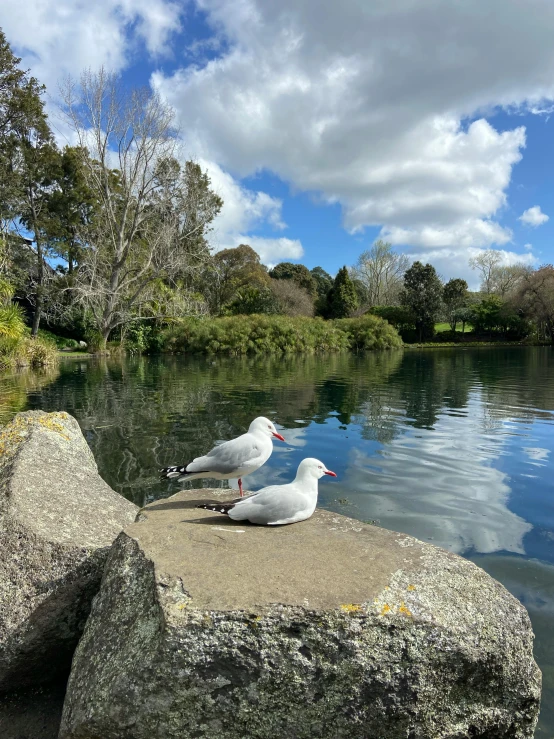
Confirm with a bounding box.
[2,347,553,734]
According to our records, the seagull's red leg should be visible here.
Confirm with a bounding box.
[238,478,243,497]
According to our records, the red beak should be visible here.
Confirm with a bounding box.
[324,470,337,477]
[272,432,285,442]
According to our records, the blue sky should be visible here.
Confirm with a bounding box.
[4,0,554,286]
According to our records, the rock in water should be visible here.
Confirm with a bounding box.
[60,489,541,739]
[0,411,137,691]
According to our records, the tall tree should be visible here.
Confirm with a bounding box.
[327,266,359,318]
[310,266,333,298]
[443,278,468,331]
[468,250,503,294]
[400,261,443,341]
[269,262,316,296]
[352,240,409,306]
[0,28,59,333]
[208,244,269,313]
[514,265,554,343]
[46,146,96,275]
[61,69,222,346]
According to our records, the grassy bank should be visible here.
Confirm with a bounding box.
[161,314,402,355]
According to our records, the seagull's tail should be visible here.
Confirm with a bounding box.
[196,502,235,515]
[160,464,192,480]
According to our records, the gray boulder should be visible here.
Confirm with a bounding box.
[60,488,541,739]
[0,410,137,692]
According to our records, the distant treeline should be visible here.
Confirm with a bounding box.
[0,27,552,362]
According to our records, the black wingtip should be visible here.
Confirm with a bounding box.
[196,503,234,515]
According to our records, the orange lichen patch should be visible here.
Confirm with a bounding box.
[380,604,391,616]
[340,603,362,614]
[398,602,413,617]
[407,585,416,591]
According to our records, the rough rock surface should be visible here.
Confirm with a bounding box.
[0,411,138,692]
[60,488,541,739]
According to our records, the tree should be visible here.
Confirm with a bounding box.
[269,262,316,296]
[514,265,554,343]
[468,250,503,294]
[327,266,359,318]
[224,285,278,316]
[489,264,527,298]
[310,266,333,297]
[46,146,96,275]
[443,278,468,331]
[61,69,222,347]
[269,278,314,316]
[400,261,443,341]
[0,29,60,334]
[209,244,269,313]
[351,240,409,307]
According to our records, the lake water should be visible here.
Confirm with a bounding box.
[1,347,553,734]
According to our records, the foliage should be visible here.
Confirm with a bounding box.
[269,262,317,296]
[161,314,401,355]
[223,286,278,316]
[60,69,222,347]
[443,278,468,331]
[334,315,403,351]
[513,265,554,343]
[369,305,416,341]
[400,261,443,341]
[351,240,409,307]
[327,266,359,318]
[210,245,270,313]
[310,266,333,298]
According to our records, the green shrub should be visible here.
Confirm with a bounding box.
[335,315,404,351]
[161,314,401,355]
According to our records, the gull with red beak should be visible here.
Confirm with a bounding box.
[160,417,285,496]
[197,458,337,525]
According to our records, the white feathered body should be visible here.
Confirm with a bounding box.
[228,472,319,525]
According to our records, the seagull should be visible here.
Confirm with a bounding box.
[196,458,336,525]
[160,416,285,497]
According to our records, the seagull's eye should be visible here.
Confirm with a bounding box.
[318,465,323,469]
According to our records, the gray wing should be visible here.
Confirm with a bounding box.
[187,432,259,474]
[229,485,298,524]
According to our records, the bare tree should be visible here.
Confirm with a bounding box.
[489,264,527,298]
[351,240,409,306]
[468,250,503,294]
[60,69,222,347]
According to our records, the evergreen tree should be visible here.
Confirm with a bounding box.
[269,262,317,296]
[443,278,468,331]
[328,266,359,318]
[400,261,443,341]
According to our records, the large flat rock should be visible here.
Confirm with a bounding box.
[60,488,541,739]
[0,411,138,693]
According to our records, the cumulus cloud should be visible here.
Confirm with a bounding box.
[2,0,182,90]
[518,205,550,227]
[151,0,554,259]
[201,159,303,262]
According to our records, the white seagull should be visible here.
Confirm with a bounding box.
[196,458,337,525]
[160,416,285,497]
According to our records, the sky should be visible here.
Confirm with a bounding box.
[4,0,554,287]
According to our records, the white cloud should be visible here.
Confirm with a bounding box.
[150,0,554,261]
[8,0,554,269]
[518,205,550,227]
[524,242,533,251]
[2,0,182,91]
[200,158,304,263]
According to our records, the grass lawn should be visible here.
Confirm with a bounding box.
[435,322,473,333]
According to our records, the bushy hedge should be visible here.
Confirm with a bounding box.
[161,314,402,355]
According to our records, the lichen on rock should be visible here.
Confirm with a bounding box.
[60,489,541,738]
[0,410,138,692]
